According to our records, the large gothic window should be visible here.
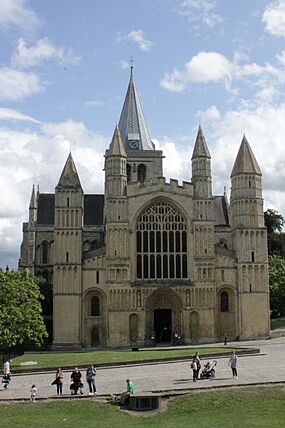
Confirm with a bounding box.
[136,201,188,279]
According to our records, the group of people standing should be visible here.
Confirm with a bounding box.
[51,365,97,396]
[191,351,238,381]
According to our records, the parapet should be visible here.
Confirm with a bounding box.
[127,176,194,197]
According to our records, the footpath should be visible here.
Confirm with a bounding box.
[0,337,284,402]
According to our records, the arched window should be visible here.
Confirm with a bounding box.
[137,164,146,183]
[127,163,131,182]
[91,296,100,316]
[42,241,48,264]
[136,201,187,280]
[220,291,229,312]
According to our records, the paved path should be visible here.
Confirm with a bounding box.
[1,337,285,401]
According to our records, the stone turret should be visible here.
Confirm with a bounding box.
[104,126,129,262]
[230,135,264,228]
[29,184,37,224]
[191,126,212,199]
[230,135,269,339]
[52,152,83,350]
[105,125,127,200]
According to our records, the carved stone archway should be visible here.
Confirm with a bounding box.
[145,288,183,344]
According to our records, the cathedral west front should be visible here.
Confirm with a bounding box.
[19,69,270,349]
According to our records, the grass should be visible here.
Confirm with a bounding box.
[0,386,284,427]
[12,347,236,369]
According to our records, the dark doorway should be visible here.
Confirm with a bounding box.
[154,309,172,343]
[91,327,99,347]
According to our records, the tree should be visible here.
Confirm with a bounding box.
[264,209,285,257]
[264,209,284,234]
[0,270,48,349]
[268,255,285,318]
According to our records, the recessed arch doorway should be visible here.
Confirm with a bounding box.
[145,288,183,344]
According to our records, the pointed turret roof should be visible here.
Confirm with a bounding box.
[57,152,82,189]
[231,135,261,177]
[108,125,127,157]
[191,126,211,159]
[118,68,154,151]
[29,184,37,209]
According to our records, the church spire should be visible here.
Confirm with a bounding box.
[191,125,211,159]
[231,135,261,177]
[56,152,82,189]
[118,68,154,151]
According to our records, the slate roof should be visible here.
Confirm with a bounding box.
[37,194,104,226]
[213,195,229,226]
[231,135,261,176]
[37,194,55,225]
[192,126,211,159]
[118,68,154,151]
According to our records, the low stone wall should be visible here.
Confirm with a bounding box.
[271,317,285,330]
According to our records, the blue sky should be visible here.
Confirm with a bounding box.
[1,0,285,267]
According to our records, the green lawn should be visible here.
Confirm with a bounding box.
[0,386,284,427]
[12,347,236,369]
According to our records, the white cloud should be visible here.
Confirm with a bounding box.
[0,67,44,101]
[263,0,285,38]
[12,38,81,68]
[160,51,284,94]
[161,52,232,92]
[120,60,129,70]
[0,119,109,268]
[0,0,39,33]
[197,105,221,121]
[116,30,153,51]
[85,100,106,107]
[0,107,42,123]
[178,0,222,28]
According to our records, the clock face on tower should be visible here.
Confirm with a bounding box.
[129,140,140,150]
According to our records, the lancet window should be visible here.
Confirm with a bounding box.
[136,200,188,279]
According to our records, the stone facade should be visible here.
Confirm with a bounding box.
[19,70,270,349]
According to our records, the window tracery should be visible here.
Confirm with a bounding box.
[136,201,188,279]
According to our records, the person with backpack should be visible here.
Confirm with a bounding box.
[86,364,96,395]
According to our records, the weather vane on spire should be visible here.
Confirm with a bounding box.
[129,56,134,70]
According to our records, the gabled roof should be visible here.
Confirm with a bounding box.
[191,126,211,159]
[108,125,127,157]
[231,135,261,177]
[56,152,82,189]
[37,194,104,226]
[118,68,154,151]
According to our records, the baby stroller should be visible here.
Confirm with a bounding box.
[70,381,83,395]
[2,373,11,389]
[200,360,217,379]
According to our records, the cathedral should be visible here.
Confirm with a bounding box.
[19,69,270,349]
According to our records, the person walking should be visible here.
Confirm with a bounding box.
[191,357,198,382]
[30,384,37,402]
[53,368,63,395]
[86,364,96,395]
[194,352,201,380]
[2,359,11,389]
[228,351,238,378]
